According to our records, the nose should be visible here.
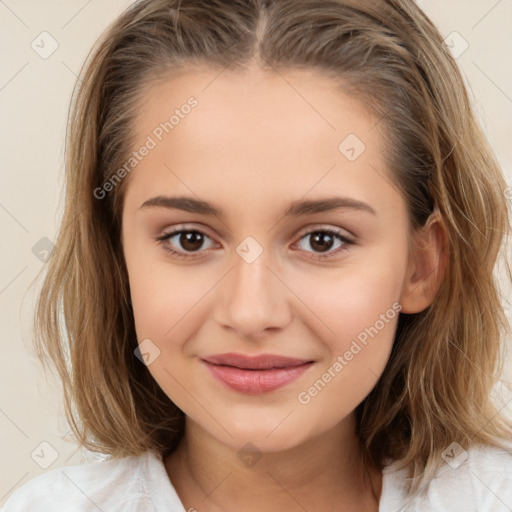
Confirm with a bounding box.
[213,243,292,339]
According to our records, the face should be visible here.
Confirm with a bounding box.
[121,67,414,453]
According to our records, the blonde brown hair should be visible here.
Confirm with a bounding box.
[32,0,512,498]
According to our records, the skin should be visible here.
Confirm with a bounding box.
[121,66,446,512]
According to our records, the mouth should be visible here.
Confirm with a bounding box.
[200,353,315,394]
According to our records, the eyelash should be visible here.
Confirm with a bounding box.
[155,226,355,261]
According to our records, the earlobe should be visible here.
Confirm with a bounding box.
[399,210,448,314]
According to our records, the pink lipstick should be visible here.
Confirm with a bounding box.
[201,353,314,394]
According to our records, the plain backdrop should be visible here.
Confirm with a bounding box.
[1,0,512,506]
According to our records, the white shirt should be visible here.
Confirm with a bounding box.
[2,443,512,511]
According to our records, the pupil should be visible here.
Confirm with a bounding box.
[181,231,203,251]
[311,232,333,252]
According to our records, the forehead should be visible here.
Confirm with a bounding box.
[122,67,396,217]
[135,66,377,152]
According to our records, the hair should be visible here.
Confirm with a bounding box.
[31,0,512,500]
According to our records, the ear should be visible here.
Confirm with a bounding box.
[399,209,448,314]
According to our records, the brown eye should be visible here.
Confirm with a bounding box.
[178,231,206,252]
[156,229,216,258]
[295,228,354,260]
[308,232,336,252]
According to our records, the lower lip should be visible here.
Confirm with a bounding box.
[202,361,314,394]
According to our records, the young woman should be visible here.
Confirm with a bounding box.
[4,0,512,510]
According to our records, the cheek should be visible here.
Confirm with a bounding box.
[290,250,406,414]
[294,277,401,419]
[331,274,401,357]
[290,258,405,350]
[126,252,216,346]
[127,234,407,348]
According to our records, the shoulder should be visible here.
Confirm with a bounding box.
[435,443,512,510]
[1,451,157,512]
[384,443,512,512]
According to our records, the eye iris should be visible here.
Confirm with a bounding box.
[181,231,204,251]
[310,232,334,252]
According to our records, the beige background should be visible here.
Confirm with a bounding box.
[1,0,512,505]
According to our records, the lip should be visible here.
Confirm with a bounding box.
[201,352,314,394]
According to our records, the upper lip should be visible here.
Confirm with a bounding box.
[202,353,313,370]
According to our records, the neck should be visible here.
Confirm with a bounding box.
[164,413,382,512]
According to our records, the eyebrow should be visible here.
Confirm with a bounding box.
[138,195,377,217]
